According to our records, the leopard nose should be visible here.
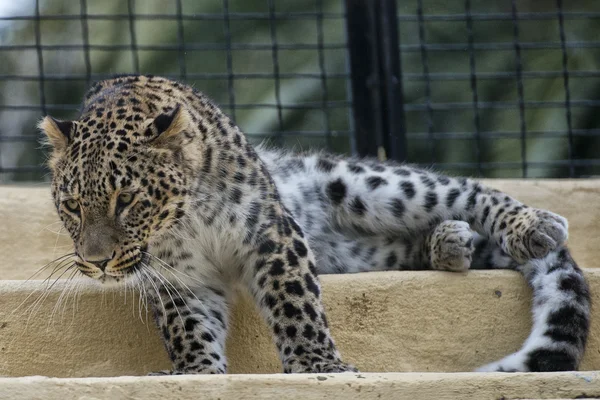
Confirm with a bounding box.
[89,258,111,271]
[84,251,116,271]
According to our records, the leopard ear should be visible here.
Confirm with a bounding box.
[38,116,74,152]
[146,105,192,149]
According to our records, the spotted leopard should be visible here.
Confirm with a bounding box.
[39,75,590,374]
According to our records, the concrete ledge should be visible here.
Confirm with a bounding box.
[1,372,600,400]
[1,181,600,398]
[1,180,600,280]
[1,270,600,377]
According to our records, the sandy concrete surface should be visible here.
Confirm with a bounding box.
[1,372,600,400]
[0,181,599,399]
[1,270,599,377]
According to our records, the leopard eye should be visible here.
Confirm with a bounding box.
[116,192,134,210]
[64,199,80,213]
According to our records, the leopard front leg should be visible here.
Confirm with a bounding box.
[305,160,567,264]
[418,213,565,271]
[491,207,567,263]
[149,283,229,375]
[423,220,474,272]
[243,217,357,373]
[436,181,568,264]
[462,186,568,263]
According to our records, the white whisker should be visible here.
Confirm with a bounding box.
[143,265,188,334]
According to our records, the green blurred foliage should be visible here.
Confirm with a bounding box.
[0,0,599,181]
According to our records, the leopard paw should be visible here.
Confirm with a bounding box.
[148,370,178,376]
[318,361,358,373]
[430,220,474,272]
[148,366,224,376]
[285,358,358,373]
[501,208,568,262]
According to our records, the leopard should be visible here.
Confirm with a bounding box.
[39,74,590,375]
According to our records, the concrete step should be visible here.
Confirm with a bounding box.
[2,180,600,280]
[1,181,599,399]
[1,372,599,400]
[1,270,599,377]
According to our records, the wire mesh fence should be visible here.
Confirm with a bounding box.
[393,0,600,178]
[0,0,599,182]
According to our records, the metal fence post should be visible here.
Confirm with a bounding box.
[344,0,407,161]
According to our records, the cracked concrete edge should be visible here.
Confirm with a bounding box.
[0,372,599,400]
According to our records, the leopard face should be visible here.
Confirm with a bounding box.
[40,83,200,285]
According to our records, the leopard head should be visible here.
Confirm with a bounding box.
[40,101,200,285]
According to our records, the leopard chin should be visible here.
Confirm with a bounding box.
[98,266,142,287]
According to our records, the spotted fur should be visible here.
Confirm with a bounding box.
[40,75,590,374]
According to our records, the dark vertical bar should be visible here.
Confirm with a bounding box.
[465,0,482,176]
[556,0,575,177]
[511,0,527,178]
[267,0,284,144]
[364,2,386,159]
[342,3,357,155]
[127,0,140,73]
[345,0,382,158]
[34,0,47,116]
[30,0,47,180]
[316,0,332,151]
[222,0,236,122]
[175,0,187,80]
[378,0,406,161]
[344,0,405,161]
[79,0,92,88]
[417,0,435,164]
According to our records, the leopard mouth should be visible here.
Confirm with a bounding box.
[76,250,147,284]
[77,263,142,287]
